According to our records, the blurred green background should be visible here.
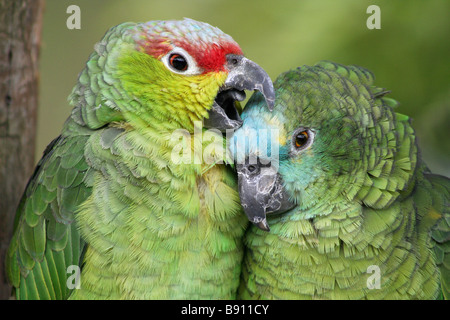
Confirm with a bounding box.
[38,0,449,175]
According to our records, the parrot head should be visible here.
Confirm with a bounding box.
[230,61,414,231]
[70,18,274,132]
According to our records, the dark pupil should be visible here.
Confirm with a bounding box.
[170,54,187,71]
[296,132,308,147]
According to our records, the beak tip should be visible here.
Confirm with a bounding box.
[266,99,275,111]
[254,219,270,232]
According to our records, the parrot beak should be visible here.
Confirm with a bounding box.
[236,159,296,231]
[204,55,275,132]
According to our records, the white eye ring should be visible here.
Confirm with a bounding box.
[161,47,202,75]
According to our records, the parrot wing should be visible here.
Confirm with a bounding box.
[426,173,450,299]
[5,133,92,299]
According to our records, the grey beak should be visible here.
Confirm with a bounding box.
[236,159,296,231]
[224,55,275,112]
[204,55,274,132]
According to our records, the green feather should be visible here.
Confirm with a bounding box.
[6,19,249,300]
[235,61,449,300]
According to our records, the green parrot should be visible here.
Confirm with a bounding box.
[5,18,275,299]
[230,61,449,299]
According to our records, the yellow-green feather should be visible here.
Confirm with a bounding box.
[6,21,248,299]
[70,121,247,299]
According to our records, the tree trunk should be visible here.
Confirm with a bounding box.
[0,0,44,299]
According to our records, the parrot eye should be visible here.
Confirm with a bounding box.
[169,54,188,71]
[295,131,308,148]
[162,47,202,75]
[292,128,314,151]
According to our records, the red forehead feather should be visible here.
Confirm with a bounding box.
[181,40,243,73]
[137,37,243,73]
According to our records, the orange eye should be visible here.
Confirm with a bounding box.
[294,131,309,148]
[169,53,188,71]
